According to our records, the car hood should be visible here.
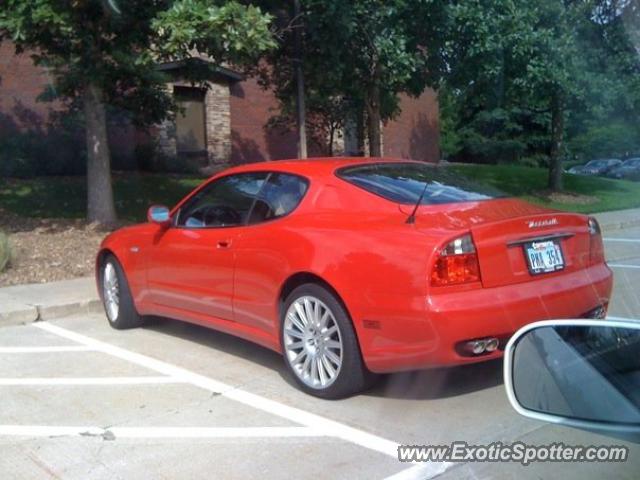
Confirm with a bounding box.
[100,222,156,248]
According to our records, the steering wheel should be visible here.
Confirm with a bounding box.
[189,204,242,226]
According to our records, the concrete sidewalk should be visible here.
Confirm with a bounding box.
[594,207,640,231]
[0,207,637,327]
[0,277,100,327]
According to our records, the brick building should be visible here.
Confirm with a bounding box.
[0,42,440,173]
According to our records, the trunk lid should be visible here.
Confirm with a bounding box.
[401,199,592,288]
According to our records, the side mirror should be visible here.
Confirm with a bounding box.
[147,205,171,226]
[504,319,640,433]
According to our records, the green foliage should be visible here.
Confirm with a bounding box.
[440,0,640,169]
[0,174,202,222]
[0,110,86,177]
[450,164,640,214]
[0,1,275,127]
[0,132,85,177]
[569,122,640,161]
[155,1,276,64]
[0,231,10,273]
[257,0,448,148]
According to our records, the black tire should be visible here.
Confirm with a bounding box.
[100,254,143,330]
[280,283,375,399]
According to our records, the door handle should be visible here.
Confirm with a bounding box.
[217,239,232,249]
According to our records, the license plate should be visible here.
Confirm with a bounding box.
[524,240,565,275]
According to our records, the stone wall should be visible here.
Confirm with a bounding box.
[156,80,232,171]
[204,82,231,165]
[155,83,178,161]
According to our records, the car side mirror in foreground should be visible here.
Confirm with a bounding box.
[504,319,640,433]
[147,205,171,226]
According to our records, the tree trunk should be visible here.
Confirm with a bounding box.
[366,65,382,157]
[84,83,117,225]
[548,90,564,192]
[328,125,334,156]
[293,0,307,159]
[356,107,366,156]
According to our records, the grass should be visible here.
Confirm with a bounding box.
[449,164,640,214]
[0,165,638,222]
[0,173,203,222]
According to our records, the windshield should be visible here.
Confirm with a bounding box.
[337,162,506,205]
[586,160,609,168]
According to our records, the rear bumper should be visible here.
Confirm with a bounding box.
[362,263,613,373]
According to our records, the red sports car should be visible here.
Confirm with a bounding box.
[97,158,613,398]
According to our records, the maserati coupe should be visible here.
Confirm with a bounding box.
[97,158,613,398]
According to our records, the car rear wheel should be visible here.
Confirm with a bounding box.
[281,284,374,399]
[100,254,143,330]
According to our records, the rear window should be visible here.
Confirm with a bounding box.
[336,162,506,205]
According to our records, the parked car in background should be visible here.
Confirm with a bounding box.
[567,158,622,176]
[605,157,640,181]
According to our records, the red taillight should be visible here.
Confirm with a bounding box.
[588,217,605,265]
[431,234,481,286]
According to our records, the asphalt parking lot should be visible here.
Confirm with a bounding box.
[1,227,639,479]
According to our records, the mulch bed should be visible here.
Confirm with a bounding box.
[0,208,117,286]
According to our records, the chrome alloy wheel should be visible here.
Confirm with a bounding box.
[103,262,120,322]
[283,295,343,389]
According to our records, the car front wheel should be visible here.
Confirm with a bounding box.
[100,254,143,330]
[281,283,374,399]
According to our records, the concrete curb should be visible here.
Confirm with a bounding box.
[37,299,103,321]
[594,208,640,232]
[0,303,39,325]
[0,300,102,328]
[0,277,101,328]
[597,218,640,231]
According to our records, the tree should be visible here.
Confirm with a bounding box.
[0,0,275,224]
[441,0,640,191]
[258,0,448,157]
[267,94,349,155]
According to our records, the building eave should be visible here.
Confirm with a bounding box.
[156,58,244,82]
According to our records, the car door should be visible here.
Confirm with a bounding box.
[146,172,269,321]
[232,173,310,334]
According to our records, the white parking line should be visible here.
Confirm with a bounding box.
[0,376,185,386]
[0,346,94,353]
[5,321,452,480]
[608,263,640,269]
[0,425,323,439]
[33,322,401,456]
[603,238,640,243]
[383,463,452,480]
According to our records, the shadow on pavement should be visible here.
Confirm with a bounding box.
[142,316,504,400]
[366,358,504,400]
[141,316,302,390]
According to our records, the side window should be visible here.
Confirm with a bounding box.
[176,173,269,228]
[247,173,309,225]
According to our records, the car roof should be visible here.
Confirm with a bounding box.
[217,157,424,178]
